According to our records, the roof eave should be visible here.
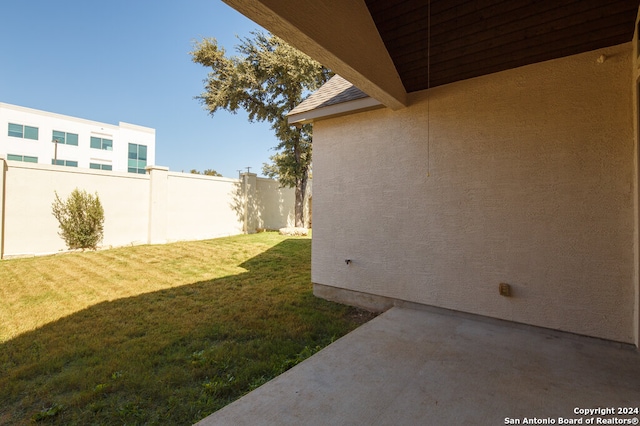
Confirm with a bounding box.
[222,0,407,110]
[287,96,384,126]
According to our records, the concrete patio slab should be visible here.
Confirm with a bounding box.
[196,306,640,426]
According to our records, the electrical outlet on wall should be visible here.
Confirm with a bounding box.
[499,283,511,297]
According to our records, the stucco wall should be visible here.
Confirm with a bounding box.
[312,43,635,343]
[166,172,244,241]
[254,177,296,230]
[0,163,295,258]
[2,162,149,256]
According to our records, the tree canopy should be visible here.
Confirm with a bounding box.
[191,32,332,227]
[190,169,222,177]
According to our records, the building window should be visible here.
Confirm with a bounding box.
[8,123,38,140]
[90,136,113,150]
[52,159,78,167]
[128,143,147,174]
[52,130,79,146]
[90,163,113,171]
[7,154,38,163]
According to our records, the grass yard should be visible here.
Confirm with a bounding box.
[0,232,375,425]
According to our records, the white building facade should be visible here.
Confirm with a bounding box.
[0,102,155,173]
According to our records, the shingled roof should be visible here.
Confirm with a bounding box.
[288,75,382,125]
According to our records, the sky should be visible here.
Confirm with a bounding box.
[0,0,277,178]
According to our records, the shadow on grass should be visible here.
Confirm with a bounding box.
[0,239,374,426]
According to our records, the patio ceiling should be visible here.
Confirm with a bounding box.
[367,0,640,92]
[223,0,640,109]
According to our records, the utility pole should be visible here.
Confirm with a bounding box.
[53,139,58,163]
[243,172,249,234]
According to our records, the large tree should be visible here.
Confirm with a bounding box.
[191,32,332,227]
[190,168,222,177]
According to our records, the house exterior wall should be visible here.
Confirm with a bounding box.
[312,43,635,343]
[0,102,155,173]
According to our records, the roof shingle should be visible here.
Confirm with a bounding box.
[289,75,369,116]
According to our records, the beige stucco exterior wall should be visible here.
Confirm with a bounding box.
[312,43,635,343]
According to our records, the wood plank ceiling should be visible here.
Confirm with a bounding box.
[365,0,640,92]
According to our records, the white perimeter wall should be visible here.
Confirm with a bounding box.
[0,162,295,258]
[165,172,244,242]
[312,43,635,343]
[254,177,298,230]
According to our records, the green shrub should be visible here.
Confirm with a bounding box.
[52,188,105,250]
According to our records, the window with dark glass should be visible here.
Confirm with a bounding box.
[52,130,79,146]
[128,143,147,174]
[90,136,113,150]
[8,123,38,140]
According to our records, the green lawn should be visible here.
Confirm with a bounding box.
[0,233,375,425]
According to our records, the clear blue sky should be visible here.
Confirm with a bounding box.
[0,0,278,178]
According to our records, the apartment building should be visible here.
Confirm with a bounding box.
[0,102,155,173]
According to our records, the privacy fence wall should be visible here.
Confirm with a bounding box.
[0,158,299,258]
